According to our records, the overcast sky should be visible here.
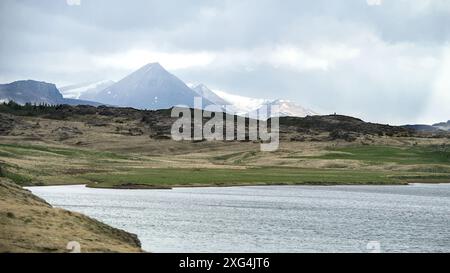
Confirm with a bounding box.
[1,0,449,124]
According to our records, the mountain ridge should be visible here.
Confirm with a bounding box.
[209,88,318,119]
[60,80,115,100]
[0,80,103,107]
[433,120,450,131]
[0,80,64,105]
[192,84,230,107]
[404,120,450,132]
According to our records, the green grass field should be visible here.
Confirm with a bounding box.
[294,145,450,165]
[1,142,450,188]
[82,167,407,188]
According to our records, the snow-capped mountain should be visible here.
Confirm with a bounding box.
[209,89,318,119]
[51,62,317,117]
[86,63,214,110]
[432,120,450,131]
[212,89,271,114]
[59,80,115,100]
[254,99,318,119]
[191,84,230,107]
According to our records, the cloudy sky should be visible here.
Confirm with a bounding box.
[1,0,449,124]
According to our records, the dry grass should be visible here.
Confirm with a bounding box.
[0,178,142,253]
[0,115,449,187]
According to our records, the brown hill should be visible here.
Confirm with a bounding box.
[1,102,444,143]
[0,178,142,253]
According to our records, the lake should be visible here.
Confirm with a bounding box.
[28,184,450,253]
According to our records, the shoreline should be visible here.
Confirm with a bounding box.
[25,180,450,190]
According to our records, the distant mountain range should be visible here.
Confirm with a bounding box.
[7,63,450,127]
[1,63,448,127]
[403,121,450,132]
[0,80,102,107]
[0,64,448,127]
[59,63,318,118]
[0,62,319,119]
[189,84,316,118]
[433,121,450,131]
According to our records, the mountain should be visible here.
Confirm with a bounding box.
[251,99,318,119]
[191,84,230,107]
[404,120,450,132]
[433,121,450,131]
[403,124,441,132]
[87,63,214,110]
[55,63,316,116]
[1,66,317,117]
[0,80,103,107]
[212,89,270,115]
[210,89,318,119]
[59,80,115,100]
[0,80,64,105]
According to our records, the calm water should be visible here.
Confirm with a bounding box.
[28,184,450,253]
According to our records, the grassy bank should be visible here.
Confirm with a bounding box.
[0,178,142,252]
[84,167,409,188]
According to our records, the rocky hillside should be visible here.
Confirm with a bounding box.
[280,115,418,142]
[0,178,142,253]
[0,102,445,143]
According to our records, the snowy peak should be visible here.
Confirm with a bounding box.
[116,62,175,87]
[192,84,230,106]
[266,99,318,117]
[212,89,269,114]
[208,89,318,119]
[248,99,317,120]
[59,80,115,99]
[140,62,165,71]
[132,62,169,80]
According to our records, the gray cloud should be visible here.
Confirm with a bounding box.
[1,0,449,124]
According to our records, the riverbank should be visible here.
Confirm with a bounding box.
[0,178,143,253]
